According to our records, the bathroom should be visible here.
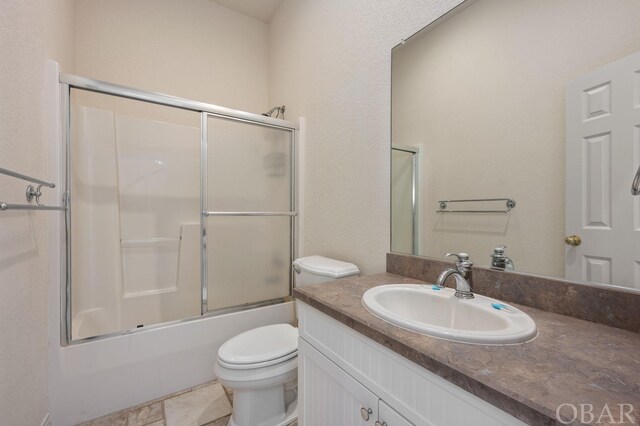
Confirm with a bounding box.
[1,0,639,425]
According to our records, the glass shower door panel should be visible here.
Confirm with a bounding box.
[70,90,201,340]
[206,216,292,311]
[207,117,292,212]
[206,115,293,311]
[391,149,415,254]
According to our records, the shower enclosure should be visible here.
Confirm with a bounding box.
[391,145,419,254]
[62,74,297,343]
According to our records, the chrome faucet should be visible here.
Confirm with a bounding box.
[436,253,474,299]
[490,245,514,271]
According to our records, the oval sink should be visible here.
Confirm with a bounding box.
[362,284,537,345]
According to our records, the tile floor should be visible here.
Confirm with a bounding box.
[79,381,233,426]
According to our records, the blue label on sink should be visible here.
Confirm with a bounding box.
[431,285,441,291]
[492,302,515,312]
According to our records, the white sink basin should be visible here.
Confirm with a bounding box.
[362,284,537,345]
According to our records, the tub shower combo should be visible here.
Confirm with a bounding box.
[54,74,298,344]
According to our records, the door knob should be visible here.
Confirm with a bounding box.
[360,407,372,421]
[564,235,582,246]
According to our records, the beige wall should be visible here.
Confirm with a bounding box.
[269,0,463,274]
[0,0,74,423]
[392,0,640,277]
[75,0,270,114]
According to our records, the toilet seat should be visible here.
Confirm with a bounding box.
[218,323,298,370]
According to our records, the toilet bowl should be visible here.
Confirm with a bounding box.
[214,256,359,426]
[214,324,299,426]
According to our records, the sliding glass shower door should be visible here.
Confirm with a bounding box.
[203,115,294,312]
[63,74,297,344]
[69,89,202,340]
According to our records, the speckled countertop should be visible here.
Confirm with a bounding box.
[293,273,640,426]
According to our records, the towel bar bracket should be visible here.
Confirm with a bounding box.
[26,185,43,204]
[0,166,65,212]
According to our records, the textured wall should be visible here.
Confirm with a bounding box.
[269,0,462,274]
[75,0,270,114]
[0,0,74,423]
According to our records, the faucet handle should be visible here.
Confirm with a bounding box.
[445,252,473,270]
[445,252,470,262]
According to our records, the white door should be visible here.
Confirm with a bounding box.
[566,50,640,289]
[299,338,379,426]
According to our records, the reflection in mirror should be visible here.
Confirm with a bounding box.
[391,145,420,254]
[391,0,640,290]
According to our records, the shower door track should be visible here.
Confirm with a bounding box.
[60,74,296,130]
[60,73,298,346]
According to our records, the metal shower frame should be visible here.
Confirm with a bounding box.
[60,73,298,346]
[391,145,420,255]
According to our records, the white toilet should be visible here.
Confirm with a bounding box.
[214,255,359,426]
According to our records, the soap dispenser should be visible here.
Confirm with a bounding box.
[490,245,514,271]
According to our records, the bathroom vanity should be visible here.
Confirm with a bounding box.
[294,270,640,425]
[297,301,525,425]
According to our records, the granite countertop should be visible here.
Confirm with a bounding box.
[293,273,640,426]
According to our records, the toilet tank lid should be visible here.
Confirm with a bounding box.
[293,255,359,278]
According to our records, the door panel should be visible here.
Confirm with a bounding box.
[379,400,414,426]
[206,215,291,310]
[207,116,292,212]
[566,50,640,289]
[205,114,294,311]
[299,338,379,426]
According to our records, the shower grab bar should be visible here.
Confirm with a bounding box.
[632,165,640,195]
[203,211,297,217]
[1,202,66,212]
[0,166,56,188]
[437,198,516,213]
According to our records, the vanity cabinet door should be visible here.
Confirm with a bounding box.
[299,338,379,425]
[378,400,415,426]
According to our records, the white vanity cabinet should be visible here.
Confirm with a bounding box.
[379,400,413,426]
[297,302,526,426]
[299,338,412,426]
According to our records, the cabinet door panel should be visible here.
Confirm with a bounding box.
[299,338,379,425]
[379,400,415,426]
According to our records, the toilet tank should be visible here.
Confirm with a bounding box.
[293,255,359,287]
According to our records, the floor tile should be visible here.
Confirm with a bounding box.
[202,415,230,426]
[220,384,233,405]
[191,380,219,391]
[127,401,163,426]
[164,382,232,426]
[144,421,165,426]
[79,410,127,426]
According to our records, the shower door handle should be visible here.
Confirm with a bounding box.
[632,165,640,195]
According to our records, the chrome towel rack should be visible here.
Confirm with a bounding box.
[203,211,298,217]
[0,166,66,212]
[437,198,516,213]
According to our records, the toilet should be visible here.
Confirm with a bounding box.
[214,255,359,426]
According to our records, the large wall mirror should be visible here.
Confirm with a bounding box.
[391,0,640,291]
